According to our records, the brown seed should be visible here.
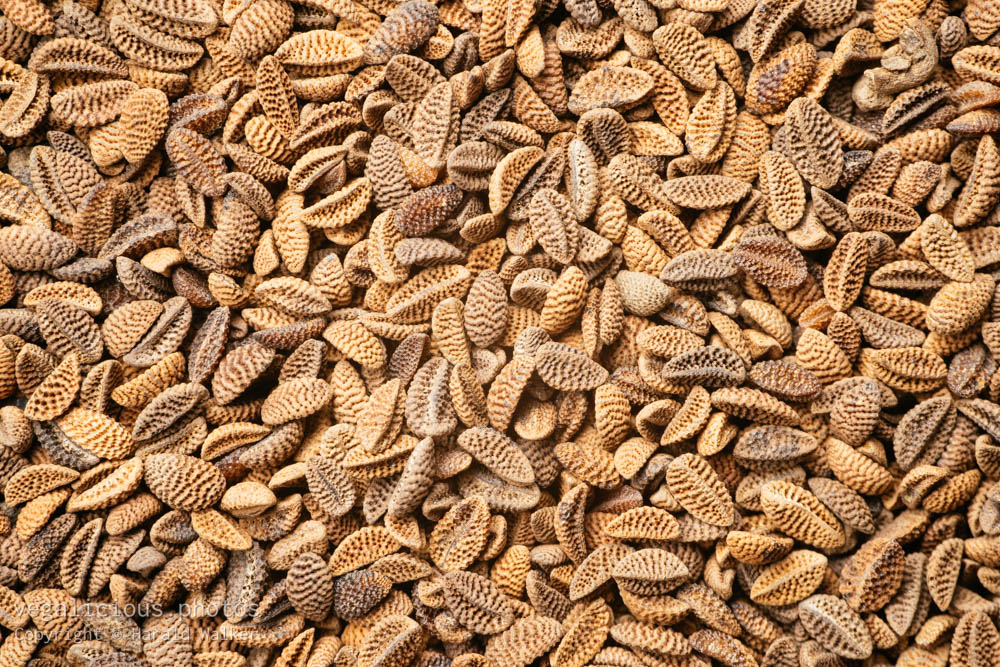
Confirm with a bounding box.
[486,615,565,667]
[665,453,735,527]
[839,538,905,612]
[568,66,654,115]
[784,96,844,189]
[429,496,490,571]
[761,480,846,550]
[535,342,610,391]
[443,569,516,634]
[144,453,226,512]
[652,22,716,91]
[798,594,874,660]
[457,427,534,485]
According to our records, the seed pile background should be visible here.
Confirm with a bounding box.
[1,0,1000,664]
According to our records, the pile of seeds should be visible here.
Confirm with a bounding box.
[3,0,1000,664]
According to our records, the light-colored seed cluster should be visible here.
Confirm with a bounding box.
[2,0,1000,665]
